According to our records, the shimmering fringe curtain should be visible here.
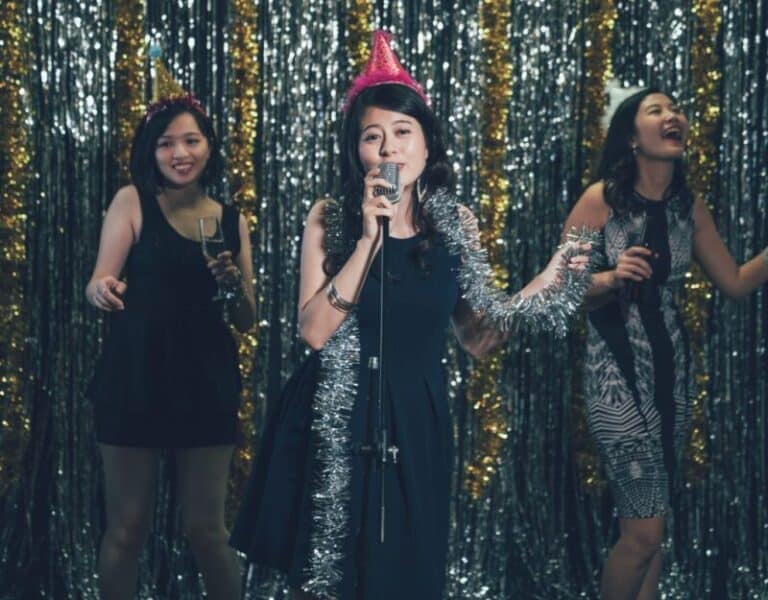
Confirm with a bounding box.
[227,0,260,524]
[0,0,31,500]
[1,1,767,598]
[463,0,512,502]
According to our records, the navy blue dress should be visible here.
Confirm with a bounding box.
[89,191,242,448]
[231,233,460,599]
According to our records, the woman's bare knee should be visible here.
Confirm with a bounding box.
[103,519,151,556]
[619,518,664,562]
[182,518,228,554]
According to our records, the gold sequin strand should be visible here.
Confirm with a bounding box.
[571,0,617,495]
[581,0,617,185]
[464,0,512,501]
[345,0,373,72]
[227,0,260,519]
[115,0,146,185]
[0,0,31,497]
[682,0,720,481]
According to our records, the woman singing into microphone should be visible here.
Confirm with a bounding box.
[231,31,593,599]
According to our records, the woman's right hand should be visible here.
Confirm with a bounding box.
[612,246,653,288]
[88,275,127,311]
[361,166,397,245]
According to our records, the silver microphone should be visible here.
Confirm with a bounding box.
[374,162,401,204]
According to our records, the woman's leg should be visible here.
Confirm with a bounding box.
[636,548,662,600]
[175,445,241,600]
[97,445,160,600]
[600,516,664,600]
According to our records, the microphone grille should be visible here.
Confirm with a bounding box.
[375,162,401,204]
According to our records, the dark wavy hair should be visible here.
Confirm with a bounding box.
[595,87,692,215]
[129,102,222,201]
[324,83,454,276]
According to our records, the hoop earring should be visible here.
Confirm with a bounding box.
[417,177,428,203]
[631,145,639,156]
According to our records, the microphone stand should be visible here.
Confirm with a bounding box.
[360,214,400,546]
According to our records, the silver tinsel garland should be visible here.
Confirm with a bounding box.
[424,187,598,337]
[303,314,360,598]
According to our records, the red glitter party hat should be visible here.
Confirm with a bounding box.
[343,30,428,112]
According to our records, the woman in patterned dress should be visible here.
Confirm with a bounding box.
[563,88,768,600]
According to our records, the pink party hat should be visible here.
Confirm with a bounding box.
[343,30,429,112]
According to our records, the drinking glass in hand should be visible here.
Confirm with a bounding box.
[199,216,229,301]
[623,213,660,306]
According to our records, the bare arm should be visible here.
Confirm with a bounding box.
[450,205,591,358]
[562,181,653,309]
[449,205,505,357]
[223,214,257,332]
[692,196,768,298]
[85,185,141,311]
[452,298,508,359]
[297,200,378,349]
[298,166,398,349]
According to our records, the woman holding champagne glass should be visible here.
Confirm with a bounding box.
[86,76,255,598]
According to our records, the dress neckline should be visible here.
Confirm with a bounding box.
[632,189,670,208]
[155,198,223,244]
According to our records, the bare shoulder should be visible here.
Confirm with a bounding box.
[107,185,142,233]
[110,184,141,211]
[568,181,610,229]
[579,181,608,209]
[308,197,333,228]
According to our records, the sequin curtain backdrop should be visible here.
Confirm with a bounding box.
[709,1,768,597]
[0,1,117,596]
[1,1,768,598]
[0,0,32,497]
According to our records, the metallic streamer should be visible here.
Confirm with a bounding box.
[464,0,512,503]
[345,0,373,72]
[680,0,720,481]
[581,0,617,185]
[426,190,596,337]
[707,1,768,595]
[228,0,259,207]
[0,0,31,497]
[115,0,146,184]
[570,0,617,499]
[303,315,360,598]
[242,3,345,595]
[227,0,260,523]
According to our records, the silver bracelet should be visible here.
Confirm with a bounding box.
[326,279,356,313]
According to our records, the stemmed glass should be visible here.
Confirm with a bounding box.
[199,216,230,301]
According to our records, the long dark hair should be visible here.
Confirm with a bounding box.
[128,103,222,201]
[595,87,692,214]
[324,83,454,276]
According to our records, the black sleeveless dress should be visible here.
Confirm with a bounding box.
[89,192,242,448]
[231,233,460,599]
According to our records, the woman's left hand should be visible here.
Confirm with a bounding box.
[207,250,242,290]
[566,242,592,272]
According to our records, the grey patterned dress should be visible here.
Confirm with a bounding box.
[585,191,694,518]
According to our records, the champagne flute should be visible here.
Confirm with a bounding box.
[199,216,229,301]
